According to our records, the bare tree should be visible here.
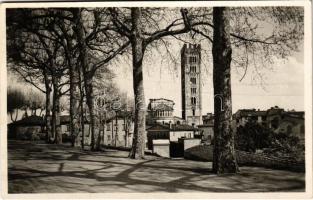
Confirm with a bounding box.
[7,8,69,144]
[70,8,130,150]
[108,7,203,158]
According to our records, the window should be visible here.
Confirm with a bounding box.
[190,77,196,84]
[192,109,195,116]
[107,124,111,131]
[191,88,197,94]
[189,66,197,73]
[191,97,196,105]
[189,56,197,64]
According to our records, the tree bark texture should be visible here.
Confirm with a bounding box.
[69,8,82,147]
[74,8,98,151]
[212,7,239,174]
[129,8,146,159]
[44,69,52,143]
[79,64,85,150]
[52,75,62,144]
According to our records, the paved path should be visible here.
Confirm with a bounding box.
[7,140,305,193]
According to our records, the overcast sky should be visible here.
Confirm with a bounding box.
[112,40,304,117]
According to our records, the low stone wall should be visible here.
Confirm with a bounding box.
[236,150,305,172]
[184,144,305,172]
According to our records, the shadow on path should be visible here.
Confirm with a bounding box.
[7,140,305,193]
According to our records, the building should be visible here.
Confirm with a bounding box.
[181,43,202,126]
[104,112,134,148]
[146,123,198,150]
[233,106,305,144]
[60,115,92,144]
[147,98,184,125]
[233,109,267,127]
[266,107,304,143]
[198,113,214,144]
[8,115,45,140]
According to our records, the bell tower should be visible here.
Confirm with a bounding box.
[181,44,202,126]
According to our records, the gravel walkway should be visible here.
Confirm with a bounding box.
[7,140,305,193]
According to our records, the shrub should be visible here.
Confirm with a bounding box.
[235,121,272,152]
[235,120,304,162]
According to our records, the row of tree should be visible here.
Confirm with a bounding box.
[7,7,303,174]
[7,86,46,121]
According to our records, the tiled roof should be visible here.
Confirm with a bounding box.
[235,109,267,117]
[147,123,198,131]
[151,103,173,111]
[149,98,174,103]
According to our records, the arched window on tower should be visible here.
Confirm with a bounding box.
[191,97,196,105]
[190,77,196,84]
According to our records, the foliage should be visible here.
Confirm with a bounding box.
[7,87,26,114]
[235,120,304,162]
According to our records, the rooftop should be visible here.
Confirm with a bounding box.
[9,115,45,126]
[147,123,198,132]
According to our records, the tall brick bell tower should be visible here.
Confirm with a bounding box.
[181,43,202,127]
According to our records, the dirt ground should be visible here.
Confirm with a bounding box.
[7,140,305,193]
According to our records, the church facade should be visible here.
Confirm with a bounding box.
[181,44,202,126]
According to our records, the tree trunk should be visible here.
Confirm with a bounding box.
[52,75,62,144]
[10,109,18,122]
[129,8,146,159]
[24,108,28,118]
[212,7,239,174]
[44,70,52,143]
[115,113,118,147]
[74,8,97,151]
[68,9,82,148]
[85,78,97,150]
[79,63,85,150]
